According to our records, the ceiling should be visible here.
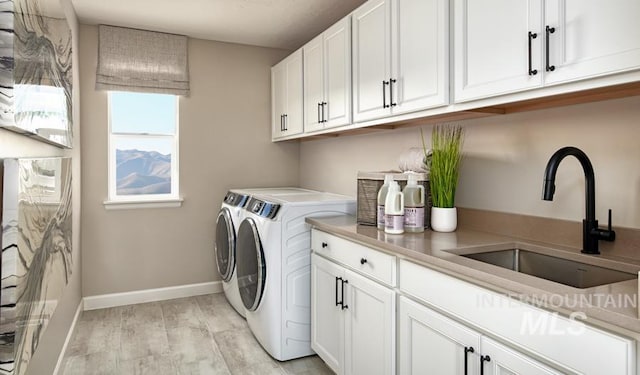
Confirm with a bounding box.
[71,0,367,50]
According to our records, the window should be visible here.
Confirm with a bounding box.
[107,91,180,205]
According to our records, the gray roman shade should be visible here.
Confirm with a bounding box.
[96,25,190,96]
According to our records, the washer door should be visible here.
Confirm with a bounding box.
[236,218,266,311]
[215,208,235,282]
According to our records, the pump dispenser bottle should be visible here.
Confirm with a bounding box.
[377,174,394,230]
[384,181,404,234]
[403,174,425,233]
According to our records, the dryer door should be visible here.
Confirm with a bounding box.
[236,217,266,311]
[215,208,235,282]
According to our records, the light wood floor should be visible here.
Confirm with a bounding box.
[61,293,333,374]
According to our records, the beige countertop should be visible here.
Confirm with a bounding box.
[306,215,640,338]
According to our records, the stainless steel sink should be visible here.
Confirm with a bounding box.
[459,248,637,289]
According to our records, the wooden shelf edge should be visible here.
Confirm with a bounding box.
[500,81,640,114]
[279,80,640,142]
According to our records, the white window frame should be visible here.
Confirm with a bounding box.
[104,92,182,209]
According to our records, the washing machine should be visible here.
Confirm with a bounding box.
[216,190,250,317]
[235,192,355,361]
[215,187,316,318]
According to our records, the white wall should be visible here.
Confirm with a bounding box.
[300,95,640,229]
[79,24,299,297]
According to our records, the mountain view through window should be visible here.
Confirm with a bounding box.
[116,148,171,195]
[110,92,177,198]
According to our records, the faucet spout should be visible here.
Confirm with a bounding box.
[542,147,595,221]
[542,147,614,254]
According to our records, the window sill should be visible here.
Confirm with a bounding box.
[103,198,184,210]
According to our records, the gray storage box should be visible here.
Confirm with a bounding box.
[357,171,431,228]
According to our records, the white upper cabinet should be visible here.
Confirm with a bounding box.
[273,0,640,140]
[303,35,325,133]
[352,0,391,122]
[454,0,640,102]
[303,16,352,133]
[272,49,304,139]
[353,0,449,122]
[544,0,640,85]
[454,0,544,102]
[272,62,287,137]
[391,0,449,114]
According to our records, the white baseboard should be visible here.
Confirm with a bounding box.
[83,281,223,311]
[53,299,83,375]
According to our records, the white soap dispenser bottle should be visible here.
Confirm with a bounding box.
[385,181,404,234]
[377,174,394,230]
[403,173,425,233]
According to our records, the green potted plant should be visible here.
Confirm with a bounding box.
[422,124,464,232]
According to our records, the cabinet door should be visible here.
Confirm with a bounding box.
[324,17,352,129]
[391,0,449,114]
[303,35,325,133]
[398,296,481,375]
[454,0,543,102]
[271,62,286,139]
[352,0,392,122]
[311,254,344,374]
[544,0,640,85]
[481,337,564,375]
[343,269,395,375]
[284,49,304,136]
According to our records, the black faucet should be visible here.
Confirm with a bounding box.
[542,146,615,255]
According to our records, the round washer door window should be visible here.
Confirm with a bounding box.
[236,218,266,311]
[215,208,235,282]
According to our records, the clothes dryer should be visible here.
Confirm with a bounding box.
[215,187,316,317]
[236,192,355,361]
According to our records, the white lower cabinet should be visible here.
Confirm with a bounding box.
[480,336,562,375]
[400,259,636,375]
[399,295,481,374]
[310,230,636,375]
[399,296,562,375]
[344,265,395,375]
[311,253,344,373]
[311,250,395,375]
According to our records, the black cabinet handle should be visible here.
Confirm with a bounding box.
[317,103,322,124]
[321,102,327,123]
[389,78,397,106]
[321,242,328,248]
[545,25,555,72]
[341,279,349,309]
[464,347,474,375]
[335,277,341,306]
[283,114,288,131]
[480,355,491,375]
[280,114,284,131]
[360,258,367,265]
[382,80,390,108]
[528,32,538,76]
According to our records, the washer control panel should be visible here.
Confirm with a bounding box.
[246,198,280,219]
[224,191,249,207]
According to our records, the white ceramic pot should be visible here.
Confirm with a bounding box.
[431,207,457,232]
